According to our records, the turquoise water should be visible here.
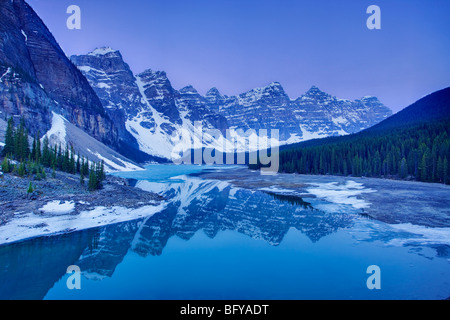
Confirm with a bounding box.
[0,165,449,300]
[112,164,211,183]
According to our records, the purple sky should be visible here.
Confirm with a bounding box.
[28,0,450,113]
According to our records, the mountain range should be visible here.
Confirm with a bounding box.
[70,47,392,161]
[1,0,394,168]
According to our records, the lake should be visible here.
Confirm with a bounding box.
[0,165,449,300]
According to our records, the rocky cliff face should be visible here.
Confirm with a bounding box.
[205,82,301,141]
[137,69,182,126]
[290,86,392,138]
[177,85,228,134]
[70,48,144,118]
[69,48,154,162]
[72,49,230,159]
[0,0,119,149]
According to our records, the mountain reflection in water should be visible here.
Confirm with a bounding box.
[0,177,356,299]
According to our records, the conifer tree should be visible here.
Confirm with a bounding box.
[80,170,85,186]
[420,151,429,182]
[27,182,34,194]
[76,152,81,174]
[444,158,448,185]
[70,146,75,174]
[17,162,26,177]
[35,131,41,163]
[42,136,50,167]
[88,162,98,192]
[31,137,36,162]
[1,156,10,173]
[399,157,408,179]
[436,156,444,183]
[2,117,15,156]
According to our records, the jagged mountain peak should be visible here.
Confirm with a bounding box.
[268,81,283,88]
[359,96,380,102]
[206,87,222,97]
[88,47,121,57]
[308,85,321,91]
[240,81,288,100]
[179,85,199,95]
[303,85,331,99]
[137,69,172,90]
[261,81,285,92]
[136,69,175,97]
[71,48,132,77]
[136,69,176,99]
[70,42,393,160]
[138,69,167,78]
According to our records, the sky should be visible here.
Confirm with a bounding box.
[27,0,450,113]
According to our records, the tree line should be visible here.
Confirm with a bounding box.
[1,117,106,191]
[251,120,450,184]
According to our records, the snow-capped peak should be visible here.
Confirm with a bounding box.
[267,81,283,88]
[179,85,199,95]
[88,47,120,57]
[360,96,378,101]
[206,87,222,97]
[305,85,327,95]
[70,46,393,163]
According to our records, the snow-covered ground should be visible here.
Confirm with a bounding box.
[40,200,75,215]
[0,201,166,245]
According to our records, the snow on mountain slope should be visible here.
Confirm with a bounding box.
[71,48,392,162]
[43,112,143,172]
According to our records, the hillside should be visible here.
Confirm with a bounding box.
[365,87,450,133]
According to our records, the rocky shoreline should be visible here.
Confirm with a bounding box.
[0,168,165,229]
[2,165,449,245]
[197,167,450,228]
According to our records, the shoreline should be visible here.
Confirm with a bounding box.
[197,166,450,228]
[0,169,166,246]
[1,164,449,246]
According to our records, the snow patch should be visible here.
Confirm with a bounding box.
[332,116,349,126]
[386,223,450,246]
[0,67,11,83]
[306,181,375,209]
[40,201,75,215]
[259,186,298,194]
[43,112,67,147]
[21,29,28,42]
[91,151,142,173]
[299,126,328,141]
[0,203,166,245]
[96,82,111,89]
